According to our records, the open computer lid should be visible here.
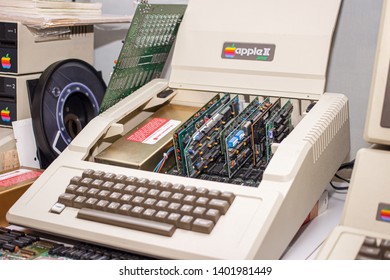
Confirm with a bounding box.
[169,0,341,100]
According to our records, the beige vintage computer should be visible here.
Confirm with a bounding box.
[317,0,390,260]
[7,0,350,259]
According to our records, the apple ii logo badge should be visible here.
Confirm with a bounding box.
[1,107,11,122]
[222,42,275,61]
[1,54,11,69]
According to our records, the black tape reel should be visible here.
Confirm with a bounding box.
[31,59,106,168]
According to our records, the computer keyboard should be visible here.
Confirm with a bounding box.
[54,169,235,237]
[356,236,390,260]
[317,148,390,260]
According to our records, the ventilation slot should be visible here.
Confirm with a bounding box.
[303,98,349,163]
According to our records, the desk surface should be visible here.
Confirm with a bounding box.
[282,187,347,259]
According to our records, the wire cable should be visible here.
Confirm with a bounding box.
[153,146,175,173]
[330,159,355,191]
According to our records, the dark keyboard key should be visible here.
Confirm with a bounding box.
[358,245,381,259]
[384,250,390,260]
[220,192,235,204]
[73,196,87,209]
[208,199,230,214]
[66,184,79,194]
[77,208,175,237]
[70,176,82,184]
[58,193,76,207]
[178,215,194,230]
[192,218,214,234]
[204,209,220,223]
[363,236,376,246]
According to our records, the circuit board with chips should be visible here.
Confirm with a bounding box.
[99,4,186,112]
[167,94,294,187]
[0,227,151,260]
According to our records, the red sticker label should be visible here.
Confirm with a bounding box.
[0,169,43,188]
[127,118,180,145]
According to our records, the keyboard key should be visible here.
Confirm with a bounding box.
[179,215,194,230]
[80,177,94,187]
[113,183,126,191]
[155,200,169,210]
[358,245,381,259]
[220,192,235,204]
[131,206,145,217]
[144,198,157,207]
[168,202,181,211]
[109,192,122,202]
[195,187,208,196]
[159,191,172,199]
[58,193,76,207]
[195,197,209,206]
[167,213,181,226]
[148,180,161,188]
[103,172,116,181]
[101,181,115,191]
[107,202,121,213]
[205,209,220,223]
[70,176,82,184]
[113,174,127,183]
[91,179,104,189]
[147,189,160,198]
[85,198,98,209]
[183,186,196,194]
[193,206,206,218]
[136,178,149,186]
[75,186,89,195]
[120,194,133,203]
[92,170,105,179]
[158,182,172,190]
[183,195,196,205]
[180,204,193,215]
[77,208,175,236]
[381,239,390,249]
[208,199,229,214]
[86,188,100,197]
[142,209,156,219]
[50,203,66,214]
[132,196,145,205]
[118,204,132,215]
[97,190,111,199]
[155,210,169,222]
[66,184,79,194]
[125,176,137,185]
[363,236,376,246]
[82,169,94,178]
[171,193,185,202]
[384,250,390,260]
[73,196,87,208]
[95,200,109,211]
[192,218,214,234]
[171,183,184,192]
[123,185,137,194]
[207,189,221,199]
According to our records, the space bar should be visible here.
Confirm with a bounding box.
[77,208,175,237]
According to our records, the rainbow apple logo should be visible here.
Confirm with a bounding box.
[1,54,11,69]
[224,44,236,58]
[1,107,11,122]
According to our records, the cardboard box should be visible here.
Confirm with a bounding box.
[0,167,42,226]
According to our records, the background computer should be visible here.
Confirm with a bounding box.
[317,0,390,260]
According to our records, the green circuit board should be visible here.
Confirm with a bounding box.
[99,4,187,113]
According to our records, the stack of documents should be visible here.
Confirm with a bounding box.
[0,0,102,15]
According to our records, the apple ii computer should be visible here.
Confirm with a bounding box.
[7,0,350,259]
